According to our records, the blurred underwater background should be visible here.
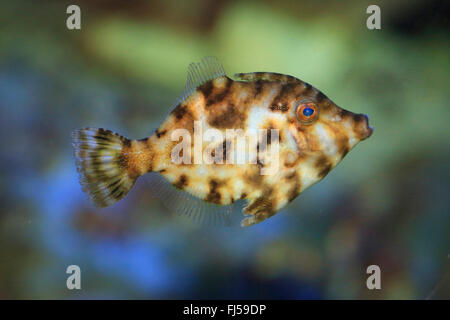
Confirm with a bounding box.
[0,0,449,299]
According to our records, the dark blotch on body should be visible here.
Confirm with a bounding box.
[206,78,232,106]
[353,113,366,123]
[198,81,214,99]
[285,171,297,180]
[303,82,312,92]
[172,104,187,119]
[286,171,301,202]
[335,135,350,159]
[156,129,167,138]
[244,167,264,186]
[315,156,332,179]
[254,80,263,98]
[341,146,350,158]
[174,174,188,189]
[205,179,222,204]
[208,103,246,129]
[270,83,295,112]
[315,91,328,102]
[171,103,195,133]
[338,109,352,119]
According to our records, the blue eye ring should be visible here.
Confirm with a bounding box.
[296,101,319,123]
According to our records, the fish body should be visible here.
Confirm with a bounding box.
[72,57,373,227]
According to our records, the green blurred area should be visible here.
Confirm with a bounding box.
[0,0,448,299]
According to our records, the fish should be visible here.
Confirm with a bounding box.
[72,57,373,227]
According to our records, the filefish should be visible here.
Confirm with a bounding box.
[72,57,373,227]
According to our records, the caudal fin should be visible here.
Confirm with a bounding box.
[72,128,138,207]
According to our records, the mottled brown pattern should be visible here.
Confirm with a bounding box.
[315,155,333,179]
[171,102,196,134]
[315,91,328,103]
[287,172,302,202]
[172,104,188,119]
[302,82,313,94]
[335,134,350,158]
[270,82,296,112]
[205,77,232,106]
[351,113,371,140]
[198,81,214,99]
[205,179,223,204]
[296,128,322,152]
[155,129,167,138]
[341,146,350,158]
[253,80,263,98]
[174,174,188,189]
[74,61,372,227]
[196,79,249,130]
[208,102,246,129]
[123,140,153,178]
[243,166,264,187]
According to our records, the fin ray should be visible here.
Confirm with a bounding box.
[179,56,226,103]
[144,172,243,227]
[72,128,137,207]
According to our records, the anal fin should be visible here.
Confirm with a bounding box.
[144,172,244,227]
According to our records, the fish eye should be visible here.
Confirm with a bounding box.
[296,101,319,124]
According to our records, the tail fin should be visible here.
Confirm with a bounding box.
[72,128,138,207]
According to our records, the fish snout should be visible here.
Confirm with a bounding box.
[353,113,373,140]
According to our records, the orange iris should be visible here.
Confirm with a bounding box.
[296,101,319,123]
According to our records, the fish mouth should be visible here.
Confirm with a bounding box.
[360,114,373,140]
[353,113,373,140]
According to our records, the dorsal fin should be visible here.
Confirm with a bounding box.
[234,72,301,84]
[179,56,226,103]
